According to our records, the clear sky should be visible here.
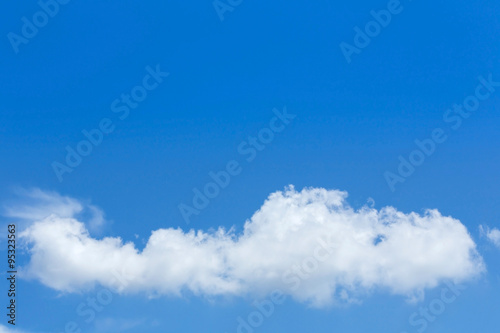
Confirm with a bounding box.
[1,0,499,332]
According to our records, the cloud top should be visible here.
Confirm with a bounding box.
[18,187,484,307]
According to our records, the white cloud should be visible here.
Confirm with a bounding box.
[17,186,484,307]
[4,188,106,233]
[4,188,82,221]
[480,225,500,248]
[0,325,27,333]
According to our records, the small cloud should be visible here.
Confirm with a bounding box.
[480,225,500,248]
[81,204,107,233]
[0,324,29,333]
[4,187,83,221]
[3,187,106,232]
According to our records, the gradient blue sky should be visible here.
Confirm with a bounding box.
[1,0,500,332]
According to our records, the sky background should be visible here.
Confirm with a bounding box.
[1,0,500,332]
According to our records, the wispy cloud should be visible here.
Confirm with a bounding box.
[17,187,484,307]
[480,225,500,248]
[4,188,83,221]
[0,324,28,333]
[4,188,106,233]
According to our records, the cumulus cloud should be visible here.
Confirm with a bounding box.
[17,187,484,307]
[480,225,500,248]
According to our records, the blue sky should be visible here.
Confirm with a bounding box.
[1,0,500,332]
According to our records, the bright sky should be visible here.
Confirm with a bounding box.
[1,0,499,332]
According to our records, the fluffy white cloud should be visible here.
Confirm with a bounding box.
[18,187,484,307]
[480,225,500,248]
